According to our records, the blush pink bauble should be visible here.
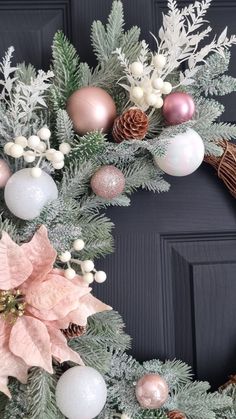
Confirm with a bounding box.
[90,165,125,199]
[67,87,116,135]
[0,159,11,188]
[163,92,195,126]
[135,373,169,409]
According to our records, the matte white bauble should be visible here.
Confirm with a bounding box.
[153,54,166,69]
[64,268,76,280]
[154,128,205,176]
[73,238,85,251]
[130,62,143,77]
[28,135,40,149]
[59,142,71,155]
[4,168,58,220]
[161,81,172,95]
[37,126,51,141]
[83,272,94,284]
[56,366,107,419]
[14,136,28,148]
[94,271,107,283]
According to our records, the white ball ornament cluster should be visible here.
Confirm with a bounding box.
[59,237,107,284]
[55,366,107,419]
[128,52,172,111]
[4,127,71,177]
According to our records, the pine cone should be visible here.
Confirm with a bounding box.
[62,323,86,339]
[167,411,186,419]
[112,108,148,143]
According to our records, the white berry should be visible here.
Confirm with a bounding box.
[59,251,71,263]
[131,86,144,100]
[83,272,94,284]
[152,77,164,90]
[153,54,166,69]
[161,82,172,95]
[52,161,64,170]
[28,135,40,149]
[36,141,47,153]
[64,268,76,280]
[59,142,71,155]
[10,144,24,158]
[24,150,36,163]
[121,414,131,419]
[130,62,143,77]
[14,136,28,148]
[155,96,164,109]
[45,148,56,161]
[73,239,85,251]
[4,142,14,155]
[31,167,42,178]
[51,150,64,163]
[82,260,94,273]
[145,93,158,107]
[94,271,107,283]
[37,127,51,141]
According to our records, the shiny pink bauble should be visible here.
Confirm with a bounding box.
[90,165,125,199]
[67,87,116,135]
[0,159,11,188]
[135,374,169,409]
[163,92,195,125]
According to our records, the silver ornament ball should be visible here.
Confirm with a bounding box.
[4,168,58,220]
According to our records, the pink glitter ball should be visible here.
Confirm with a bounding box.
[135,374,169,409]
[163,92,195,125]
[0,159,11,188]
[90,165,125,199]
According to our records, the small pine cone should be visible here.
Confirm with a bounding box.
[112,108,148,143]
[62,323,86,339]
[167,411,186,419]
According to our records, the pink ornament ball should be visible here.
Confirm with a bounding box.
[135,373,169,409]
[67,87,117,135]
[0,159,11,188]
[163,92,195,126]
[91,165,125,199]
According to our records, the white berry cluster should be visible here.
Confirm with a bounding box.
[59,238,107,284]
[129,55,172,110]
[4,127,71,178]
[114,42,172,112]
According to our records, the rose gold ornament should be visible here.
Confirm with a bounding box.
[0,159,11,188]
[135,374,169,409]
[90,165,125,199]
[163,92,195,126]
[67,87,116,135]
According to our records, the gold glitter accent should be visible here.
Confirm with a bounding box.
[0,289,26,323]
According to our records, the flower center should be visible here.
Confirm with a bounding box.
[0,289,26,322]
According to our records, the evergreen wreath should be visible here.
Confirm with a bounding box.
[0,1,235,418]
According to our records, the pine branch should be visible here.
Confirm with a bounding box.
[56,109,74,144]
[71,131,107,162]
[50,31,81,110]
[25,367,64,419]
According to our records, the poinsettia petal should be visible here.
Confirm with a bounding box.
[25,274,88,311]
[66,293,112,326]
[21,225,57,285]
[0,232,32,290]
[9,316,53,374]
[0,319,29,397]
[47,327,84,365]
[0,377,11,398]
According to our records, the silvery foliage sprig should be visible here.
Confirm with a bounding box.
[114,0,236,112]
[0,47,53,138]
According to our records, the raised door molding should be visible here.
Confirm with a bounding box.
[161,232,236,388]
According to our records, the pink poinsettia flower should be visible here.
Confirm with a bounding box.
[0,225,111,397]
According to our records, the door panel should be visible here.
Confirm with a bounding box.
[0,0,236,387]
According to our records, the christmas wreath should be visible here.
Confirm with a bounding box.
[0,1,236,418]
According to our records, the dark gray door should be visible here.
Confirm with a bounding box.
[0,0,236,389]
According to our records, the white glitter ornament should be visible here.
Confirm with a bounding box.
[154,128,205,176]
[55,366,107,419]
[4,168,58,220]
